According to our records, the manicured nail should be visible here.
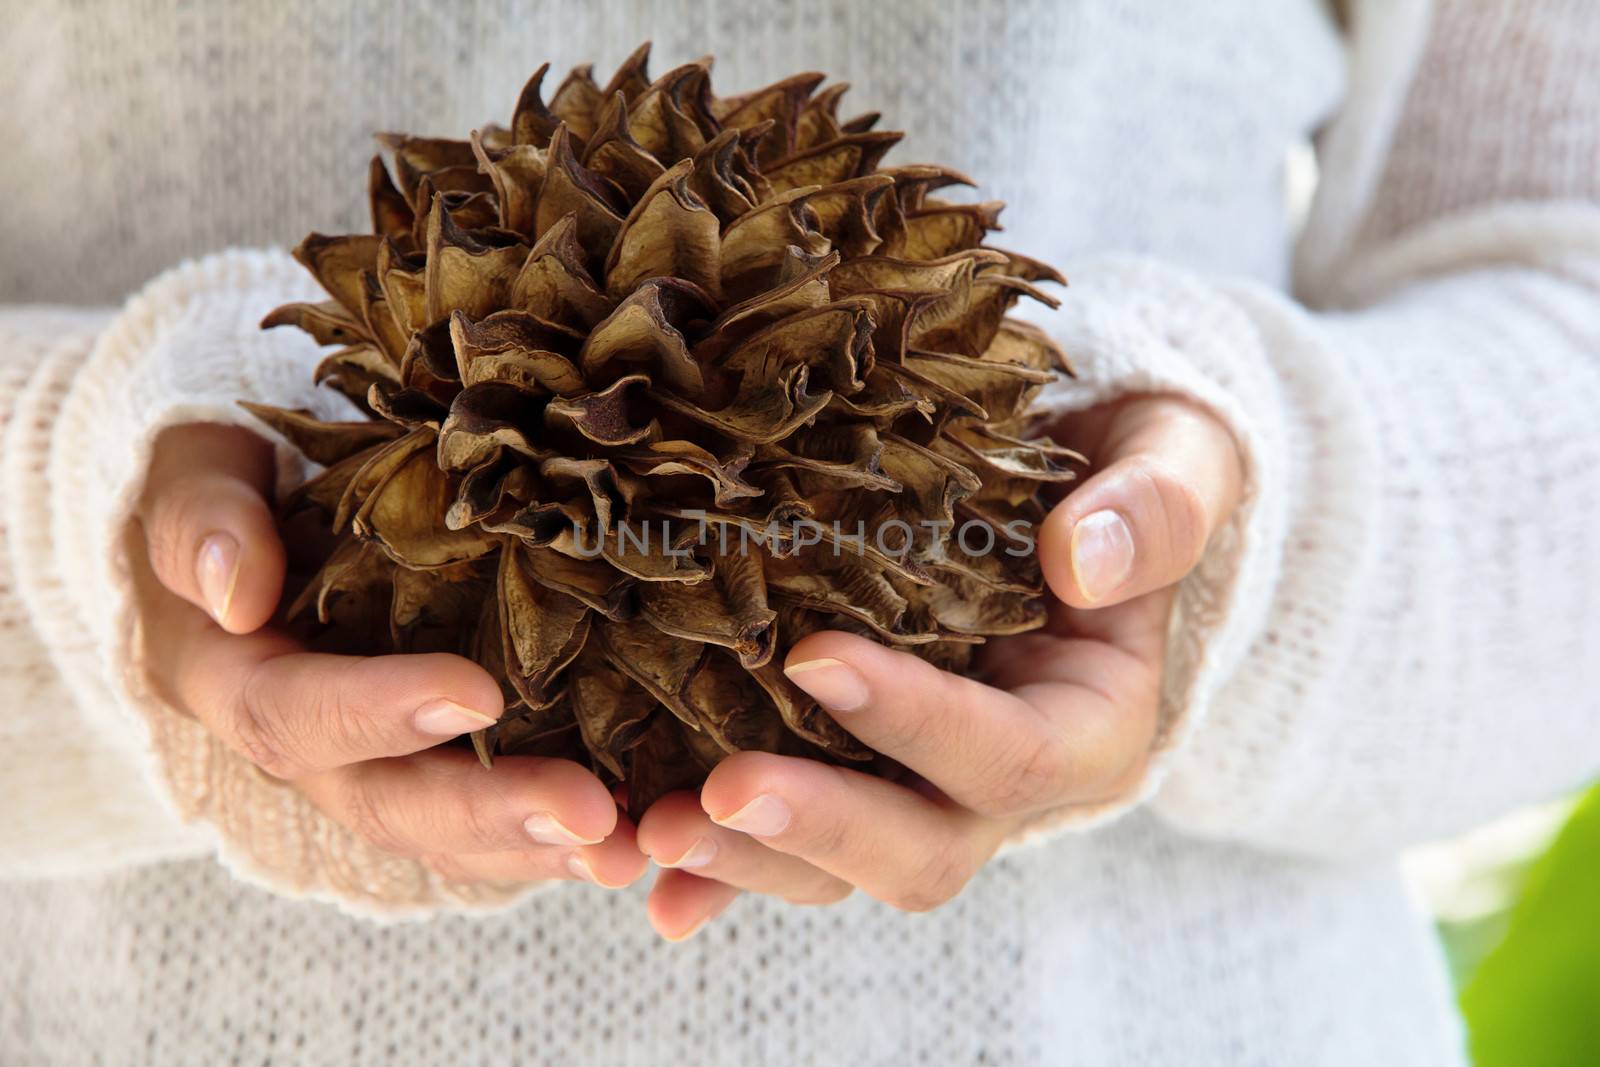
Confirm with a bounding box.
[566,852,633,889]
[414,699,498,737]
[660,837,718,870]
[567,852,631,889]
[664,917,711,943]
[711,795,791,837]
[1071,510,1135,602]
[525,812,602,847]
[196,532,241,626]
[783,657,869,712]
[664,897,735,943]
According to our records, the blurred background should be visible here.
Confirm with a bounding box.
[1404,782,1600,1064]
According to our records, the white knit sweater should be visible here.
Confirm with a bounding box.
[4,1,1600,1063]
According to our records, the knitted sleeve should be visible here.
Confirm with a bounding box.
[7,251,539,914]
[15,0,1600,912]
[0,307,211,876]
[1017,0,1600,856]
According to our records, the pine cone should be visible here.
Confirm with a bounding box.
[249,44,1082,816]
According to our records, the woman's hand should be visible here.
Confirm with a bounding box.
[635,395,1243,940]
[131,423,647,889]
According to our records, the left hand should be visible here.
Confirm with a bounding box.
[635,395,1244,940]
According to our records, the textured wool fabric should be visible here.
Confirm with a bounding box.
[0,308,205,877]
[0,817,1460,1066]
[3,0,1600,1062]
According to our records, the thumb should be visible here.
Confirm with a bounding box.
[138,422,286,634]
[1039,397,1243,609]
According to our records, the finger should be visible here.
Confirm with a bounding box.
[781,629,1159,817]
[138,423,284,633]
[567,817,651,889]
[296,748,621,858]
[646,869,742,942]
[701,753,1004,913]
[421,848,573,885]
[425,817,648,889]
[637,792,852,905]
[979,585,1175,685]
[162,624,507,777]
[1040,396,1243,608]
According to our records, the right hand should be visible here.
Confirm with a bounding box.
[132,422,647,889]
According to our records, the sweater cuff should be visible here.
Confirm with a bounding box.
[1002,256,1291,848]
[52,249,547,916]
[1,307,213,876]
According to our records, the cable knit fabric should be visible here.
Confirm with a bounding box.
[3,0,1600,1063]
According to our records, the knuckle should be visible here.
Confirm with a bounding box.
[1135,455,1210,572]
[243,662,389,776]
[888,839,975,913]
[143,487,205,586]
[336,771,411,856]
[872,700,938,755]
[314,673,386,757]
[231,667,301,778]
[794,807,852,860]
[455,795,512,851]
[970,730,1068,818]
[874,667,959,754]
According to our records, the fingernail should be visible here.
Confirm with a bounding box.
[664,917,711,943]
[660,837,718,870]
[414,699,499,738]
[1071,510,1135,602]
[196,532,241,626]
[783,657,869,712]
[711,795,791,837]
[664,897,735,943]
[567,852,631,889]
[565,852,631,889]
[566,854,596,883]
[525,812,602,847]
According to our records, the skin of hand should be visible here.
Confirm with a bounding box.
[132,423,649,890]
[633,395,1245,941]
[129,392,1238,920]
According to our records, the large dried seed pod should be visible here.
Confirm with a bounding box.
[251,44,1083,817]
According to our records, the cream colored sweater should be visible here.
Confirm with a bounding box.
[5,1,1600,1063]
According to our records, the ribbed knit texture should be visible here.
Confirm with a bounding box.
[3,0,1600,1063]
[0,308,204,876]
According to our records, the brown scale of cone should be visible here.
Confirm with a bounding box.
[250,45,1084,817]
